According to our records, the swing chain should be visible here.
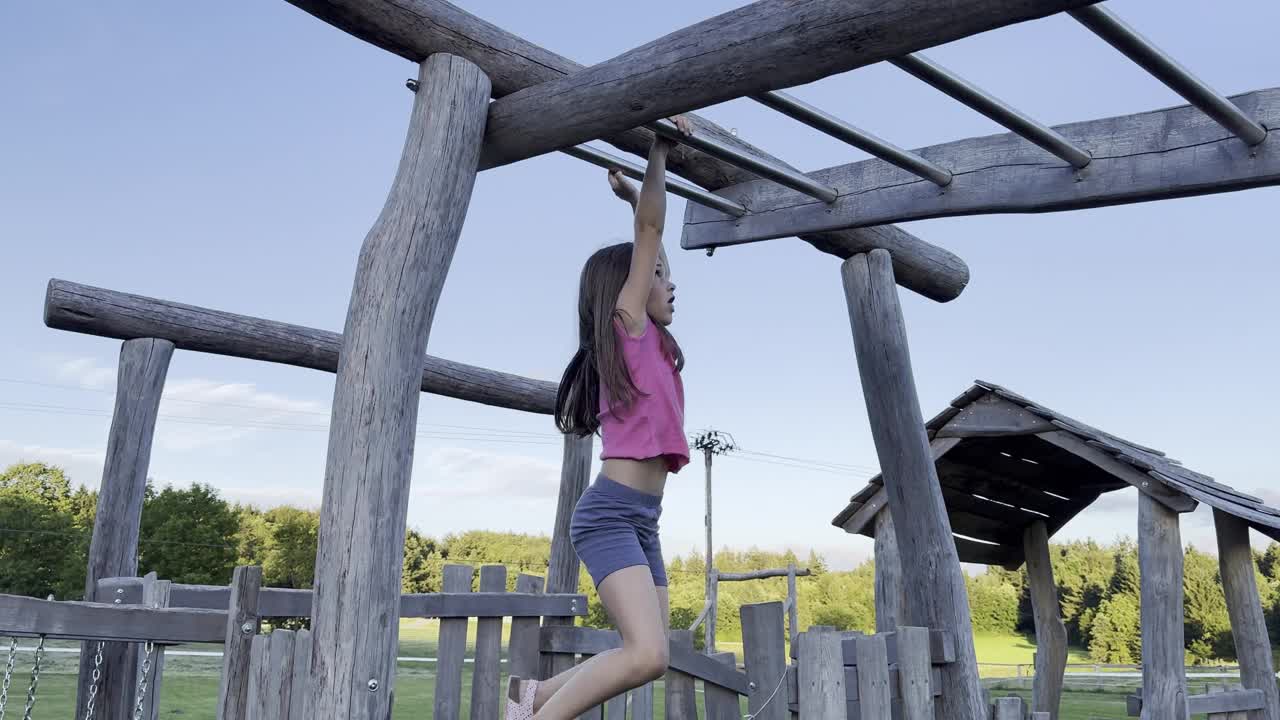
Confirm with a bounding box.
[21,636,45,720]
[82,641,105,720]
[0,636,17,718]
[131,642,156,720]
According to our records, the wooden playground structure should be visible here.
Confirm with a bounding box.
[4,0,1278,717]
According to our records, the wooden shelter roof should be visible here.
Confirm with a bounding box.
[832,380,1280,568]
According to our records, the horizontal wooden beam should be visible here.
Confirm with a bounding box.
[717,568,811,582]
[784,664,942,703]
[97,577,584,618]
[1036,431,1197,513]
[0,593,227,643]
[282,0,971,302]
[477,0,1099,169]
[788,628,956,665]
[45,280,557,415]
[538,625,750,694]
[1127,687,1266,716]
[683,87,1280,249]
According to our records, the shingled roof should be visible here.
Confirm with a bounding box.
[832,380,1280,569]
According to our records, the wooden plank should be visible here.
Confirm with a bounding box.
[308,55,490,720]
[101,577,583,618]
[0,593,228,644]
[74,337,173,720]
[434,564,474,720]
[935,393,1058,438]
[705,652,741,720]
[282,0,970,305]
[790,628,956,666]
[245,634,269,720]
[1036,431,1197,513]
[741,602,788,720]
[543,434,592,679]
[664,630,698,720]
[1194,687,1264,716]
[217,566,262,720]
[630,682,655,720]
[853,633,890,720]
[840,487,890,537]
[539,626,750,694]
[683,88,1280,248]
[478,0,1097,169]
[470,565,507,720]
[1213,510,1280,720]
[840,250,986,718]
[605,693,627,720]
[954,536,1023,568]
[289,629,312,720]
[874,509,905,633]
[994,696,1024,720]
[935,458,1085,516]
[784,664,944,703]
[1024,521,1067,720]
[1138,493,1188,720]
[135,572,172,720]
[506,574,545,681]
[718,567,812,582]
[797,629,848,719]
[46,280,556,416]
[896,627,934,720]
[266,630,296,720]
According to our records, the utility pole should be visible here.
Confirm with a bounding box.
[690,429,735,652]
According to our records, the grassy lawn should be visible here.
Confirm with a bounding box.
[4,626,1235,719]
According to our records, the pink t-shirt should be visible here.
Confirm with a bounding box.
[598,318,689,473]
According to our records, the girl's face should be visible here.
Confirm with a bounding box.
[646,257,676,326]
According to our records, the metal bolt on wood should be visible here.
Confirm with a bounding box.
[367,679,379,692]
[240,622,254,635]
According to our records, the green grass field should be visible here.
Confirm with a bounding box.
[1,626,1224,719]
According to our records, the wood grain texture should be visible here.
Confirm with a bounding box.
[245,635,269,720]
[717,567,812,582]
[896,626,934,720]
[308,54,490,720]
[434,564,474,720]
[264,630,297,720]
[684,88,1280,247]
[1139,493,1188,720]
[45,279,556,415]
[538,626,749,694]
[664,630,698,720]
[478,0,1098,169]
[470,565,507,720]
[543,434,592,678]
[1214,510,1280,720]
[1195,688,1266,716]
[1024,521,1067,720]
[840,250,986,719]
[994,695,1025,720]
[630,683,655,720]
[290,630,312,720]
[741,602,788,720]
[505,574,545,681]
[704,652,741,720]
[74,338,173,720]
[852,633,890,720]
[873,509,905,634]
[217,566,262,720]
[279,0,969,303]
[935,393,1058,438]
[135,572,172,720]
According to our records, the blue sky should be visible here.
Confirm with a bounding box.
[2,1,1277,570]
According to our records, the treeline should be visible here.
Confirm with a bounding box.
[4,462,1279,664]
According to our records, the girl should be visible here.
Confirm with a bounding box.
[506,118,692,720]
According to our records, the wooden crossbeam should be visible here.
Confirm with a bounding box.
[683,87,1280,250]
[282,0,972,303]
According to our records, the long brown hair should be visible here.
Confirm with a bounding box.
[556,242,684,436]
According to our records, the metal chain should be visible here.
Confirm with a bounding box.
[21,636,45,720]
[131,642,156,720]
[0,636,17,719]
[81,641,105,720]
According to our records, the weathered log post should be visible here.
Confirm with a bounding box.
[74,337,173,719]
[1138,492,1189,720]
[840,249,986,718]
[1024,519,1068,720]
[873,507,906,633]
[308,53,491,720]
[1214,509,1280,720]
[543,434,593,678]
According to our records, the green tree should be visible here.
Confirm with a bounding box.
[138,483,239,584]
[1184,547,1232,662]
[0,462,88,598]
[403,529,444,593]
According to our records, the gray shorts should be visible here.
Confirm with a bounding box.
[569,475,667,587]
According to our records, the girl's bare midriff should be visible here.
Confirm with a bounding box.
[601,456,668,497]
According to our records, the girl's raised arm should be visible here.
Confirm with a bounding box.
[616,117,689,336]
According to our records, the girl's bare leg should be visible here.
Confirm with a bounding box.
[528,566,668,719]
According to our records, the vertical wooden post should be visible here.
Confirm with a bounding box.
[704,446,716,653]
[506,574,546,682]
[873,508,906,633]
[1024,519,1068,720]
[786,562,799,649]
[994,696,1025,720]
[1139,492,1188,720]
[136,571,172,720]
[245,634,270,720]
[629,681,655,720]
[471,564,507,720]
[544,434,593,678]
[897,626,934,720]
[290,630,312,720]
[75,337,173,719]
[434,564,474,720]
[741,601,788,720]
[664,630,698,720]
[852,633,890,720]
[840,249,986,718]
[308,53,490,720]
[708,568,719,653]
[217,565,262,720]
[1214,509,1279,720]
[705,651,741,720]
